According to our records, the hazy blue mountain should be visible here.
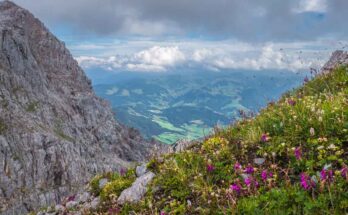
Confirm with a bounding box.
[87,68,306,144]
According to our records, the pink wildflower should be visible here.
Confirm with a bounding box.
[320,169,327,180]
[300,173,315,190]
[67,195,75,202]
[261,133,269,142]
[120,167,127,176]
[261,170,268,181]
[234,162,242,171]
[245,164,254,174]
[268,172,273,178]
[341,166,348,178]
[294,147,301,160]
[108,208,120,215]
[207,164,215,172]
[244,177,252,187]
[288,99,296,106]
[230,184,242,194]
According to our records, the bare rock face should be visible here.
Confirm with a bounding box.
[322,50,348,73]
[0,1,159,213]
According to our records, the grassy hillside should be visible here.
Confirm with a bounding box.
[89,66,348,214]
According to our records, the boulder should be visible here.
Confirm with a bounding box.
[118,172,155,204]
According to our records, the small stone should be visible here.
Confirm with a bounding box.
[98,178,108,189]
[90,197,100,209]
[136,164,148,177]
[241,174,250,179]
[54,204,65,212]
[254,158,265,165]
[76,192,90,203]
[66,201,78,210]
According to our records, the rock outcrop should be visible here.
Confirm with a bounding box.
[322,50,348,73]
[0,1,160,214]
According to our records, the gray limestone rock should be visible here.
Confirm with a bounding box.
[322,50,348,73]
[0,1,161,214]
[66,201,78,210]
[54,204,65,213]
[90,197,100,210]
[98,178,109,190]
[117,171,155,204]
[136,163,148,177]
[76,192,90,203]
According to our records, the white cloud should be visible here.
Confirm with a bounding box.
[76,46,185,72]
[121,89,130,96]
[295,0,327,13]
[74,39,346,72]
[133,46,185,67]
[106,87,118,95]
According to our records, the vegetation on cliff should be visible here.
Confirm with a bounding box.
[86,66,347,214]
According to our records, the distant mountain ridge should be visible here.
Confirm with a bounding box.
[91,70,304,144]
[0,1,159,214]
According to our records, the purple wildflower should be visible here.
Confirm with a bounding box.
[244,177,252,187]
[160,212,167,215]
[67,195,75,202]
[234,162,242,171]
[120,167,127,176]
[341,166,348,178]
[230,184,242,194]
[328,170,333,181]
[300,173,315,190]
[254,180,260,188]
[207,164,215,172]
[261,170,268,181]
[245,164,254,174]
[260,133,269,142]
[108,208,120,215]
[294,147,302,160]
[300,173,310,190]
[304,76,309,83]
[288,99,296,106]
[268,172,273,178]
[320,169,327,180]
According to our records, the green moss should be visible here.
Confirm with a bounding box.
[26,101,39,112]
[89,175,104,196]
[0,118,7,134]
[100,169,136,201]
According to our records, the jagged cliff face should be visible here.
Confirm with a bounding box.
[0,1,158,213]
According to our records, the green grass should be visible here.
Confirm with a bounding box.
[152,116,185,133]
[85,66,348,214]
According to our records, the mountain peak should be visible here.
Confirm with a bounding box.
[0,0,19,9]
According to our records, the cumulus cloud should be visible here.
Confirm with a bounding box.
[75,40,337,72]
[77,46,186,72]
[133,46,185,67]
[207,45,313,71]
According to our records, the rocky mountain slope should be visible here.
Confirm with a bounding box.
[0,1,160,214]
[37,51,347,214]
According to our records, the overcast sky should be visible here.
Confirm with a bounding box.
[11,0,348,72]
